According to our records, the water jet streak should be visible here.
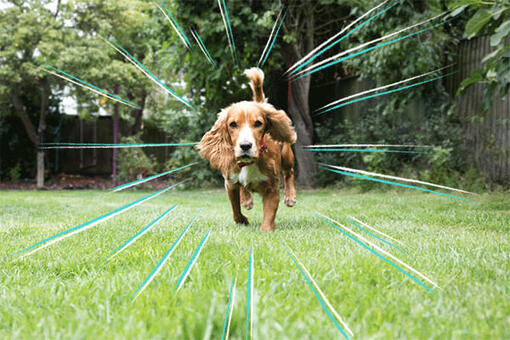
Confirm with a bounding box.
[289,1,398,76]
[156,0,192,49]
[102,35,192,108]
[131,209,202,301]
[281,240,352,339]
[112,162,199,192]
[320,163,473,195]
[316,73,456,115]
[12,180,189,259]
[296,20,452,80]
[285,0,392,76]
[173,230,211,293]
[107,205,178,260]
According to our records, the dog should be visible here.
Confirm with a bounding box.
[197,68,297,232]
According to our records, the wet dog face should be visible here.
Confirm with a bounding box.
[225,101,266,160]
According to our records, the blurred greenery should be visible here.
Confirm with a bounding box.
[0,0,508,190]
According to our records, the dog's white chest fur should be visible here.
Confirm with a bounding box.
[231,164,267,187]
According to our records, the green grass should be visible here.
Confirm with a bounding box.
[0,188,509,339]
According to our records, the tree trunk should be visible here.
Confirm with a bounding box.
[288,74,316,187]
[37,150,44,188]
[112,84,120,186]
[10,82,49,189]
[283,6,317,187]
[36,78,50,189]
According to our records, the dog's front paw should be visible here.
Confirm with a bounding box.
[260,223,275,232]
[234,214,249,225]
[284,191,297,207]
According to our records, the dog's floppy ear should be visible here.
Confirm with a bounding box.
[196,109,235,171]
[258,103,297,144]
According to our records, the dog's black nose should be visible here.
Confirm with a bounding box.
[240,142,252,151]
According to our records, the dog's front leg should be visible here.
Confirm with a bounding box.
[260,189,280,232]
[226,181,249,225]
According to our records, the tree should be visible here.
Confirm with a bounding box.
[0,1,67,188]
[0,0,166,187]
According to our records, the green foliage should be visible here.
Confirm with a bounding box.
[8,163,22,182]
[450,0,510,110]
[117,135,157,182]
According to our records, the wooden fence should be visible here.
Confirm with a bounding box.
[455,36,510,184]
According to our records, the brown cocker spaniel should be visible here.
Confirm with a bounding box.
[197,68,296,232]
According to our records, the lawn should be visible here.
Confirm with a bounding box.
[0,188,508,339]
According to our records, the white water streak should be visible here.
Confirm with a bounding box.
[258,8,283,67]
[321,163,473,194]
[304,144,432,148]
[284,241,353,336]
[316,65,451,111]
[156,3,190,48]
[314,210,439,289]
[346,215,405,247]
[18,187,173,260]
[285,0,390,75]
[225,277,236,340]
[42,70,139,109]
[293,12,446,78]
[174,232,211,292]
[101,36,190,107]
[217,0,234,58]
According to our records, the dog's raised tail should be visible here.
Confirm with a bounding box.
[244,68,266,103]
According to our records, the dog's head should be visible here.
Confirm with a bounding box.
[197,101,296,171]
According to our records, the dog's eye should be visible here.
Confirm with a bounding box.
[229,122,237,129]
[254,121,263,128]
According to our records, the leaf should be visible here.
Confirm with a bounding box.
[447,0,482,10]
[490,20,510,46]
[465,9,492,38]
[457,69,484,95]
